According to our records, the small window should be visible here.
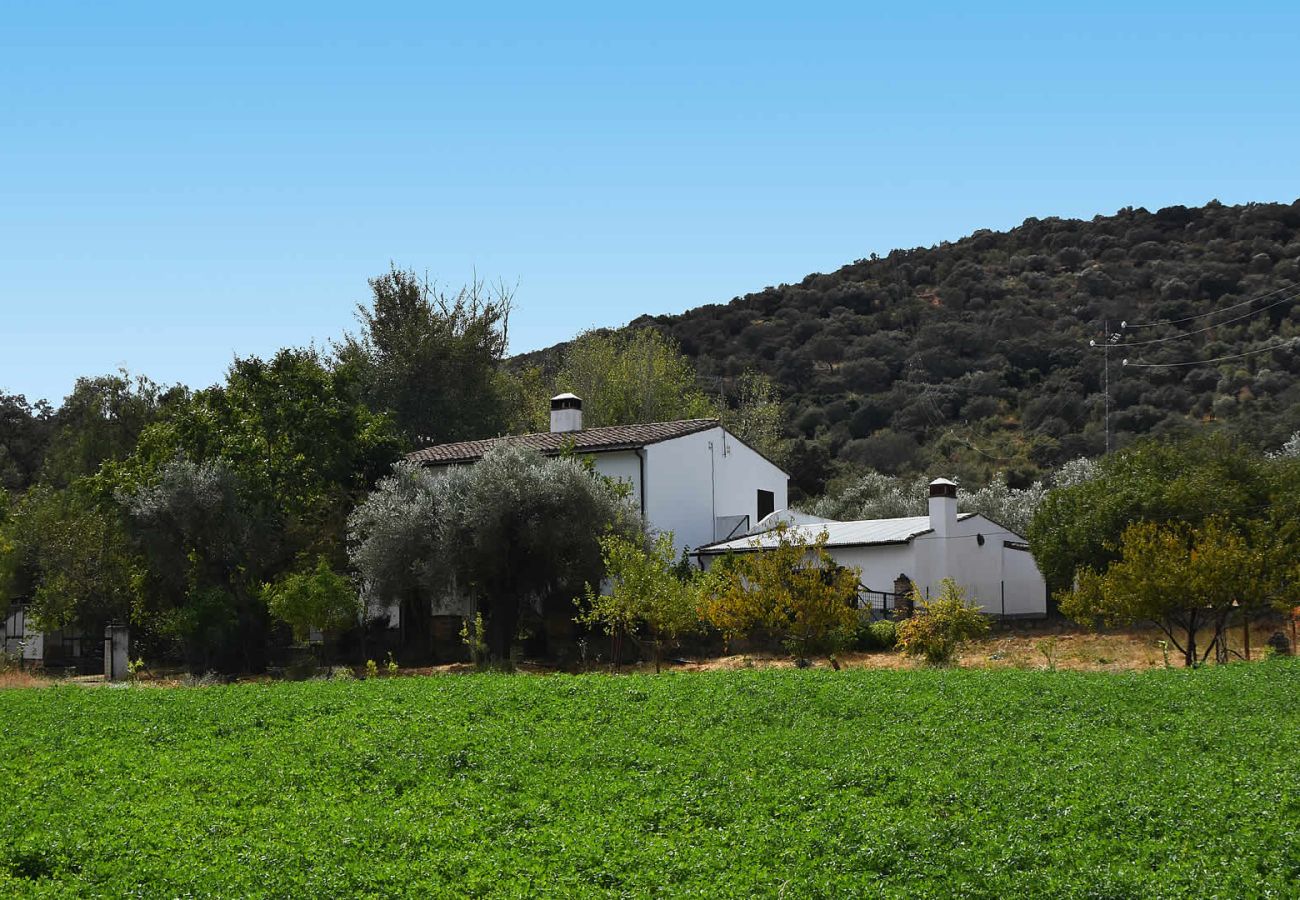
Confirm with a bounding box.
[757,489,775,522]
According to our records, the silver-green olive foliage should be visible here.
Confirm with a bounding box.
[350,444,641,659]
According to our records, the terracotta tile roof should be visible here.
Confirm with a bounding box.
[405,419,720,465]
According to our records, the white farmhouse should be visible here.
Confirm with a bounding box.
[405,393,790,555]
[695,478,1048,618]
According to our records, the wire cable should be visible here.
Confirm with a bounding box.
[1122,338,1300,368]
[1115,289,1300,347]
[1121,281,1297,329]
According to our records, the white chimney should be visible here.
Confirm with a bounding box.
[550,393,583,433]
[928,478,958,538]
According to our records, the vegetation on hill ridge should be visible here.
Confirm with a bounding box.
[520,200,1300,494]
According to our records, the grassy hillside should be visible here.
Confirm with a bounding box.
[2,663,1297,897]
[558,201,1300,493]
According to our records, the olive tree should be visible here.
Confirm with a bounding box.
[350,444,640,661]
[117,457,270,671]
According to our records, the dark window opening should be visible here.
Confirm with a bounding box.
[757,489,775,522]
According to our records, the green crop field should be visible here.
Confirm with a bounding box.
[1,664,1298,898]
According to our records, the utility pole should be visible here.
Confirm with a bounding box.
[1103,319,1110,455]
[1090,320,1120,455]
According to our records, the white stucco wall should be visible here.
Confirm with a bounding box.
[817,543,915,595]
[911,512,1045,615]
[643,427,789,555]
[697,508,1048,618]
[1001,543,1048,616]
[589,450,643,510]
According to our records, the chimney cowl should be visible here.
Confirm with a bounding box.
[928,477,958,499]
[550,393,584,433]
[927,477,958,539]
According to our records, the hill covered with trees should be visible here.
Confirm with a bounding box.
[611,200,1300,495]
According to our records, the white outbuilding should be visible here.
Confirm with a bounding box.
[695,478,1048,618]
[405,393,790,556]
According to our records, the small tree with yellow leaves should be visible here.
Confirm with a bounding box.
[1060,517,1266,667]
[699,524,861,660]
[895,579,990,665]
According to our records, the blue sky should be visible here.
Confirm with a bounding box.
[3,2,1298,405]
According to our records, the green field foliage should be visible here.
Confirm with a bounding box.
[2,663,1298,897]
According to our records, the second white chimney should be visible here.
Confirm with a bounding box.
[550,393,583,433]
[928,477,958,538]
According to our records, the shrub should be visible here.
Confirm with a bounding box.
[460,613,489,668]
[868,619,897,650]
[263,558,360,644]
[896,580,990,665]
[853,615,897,651]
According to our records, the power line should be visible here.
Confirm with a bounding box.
[1117,289,1300,347]
[1121,281,1297,330]
[1122,339,1300,368]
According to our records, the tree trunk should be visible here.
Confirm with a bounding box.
[1183,610,1198,668]
[487,600,518,662]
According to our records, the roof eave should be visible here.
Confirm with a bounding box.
[694,537,914,555]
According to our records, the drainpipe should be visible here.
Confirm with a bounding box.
[633,448,647,520]
[708,441,717,539]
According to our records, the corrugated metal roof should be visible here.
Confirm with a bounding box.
[406,419,720,465]
[696,513,977,554]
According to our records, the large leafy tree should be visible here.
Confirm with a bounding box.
[0,391,52,492]
[1028,435,1273,587]
[1060,518,1266,667]
[550,328,717,428]
[350,444,640,660]
[540,328,788,465]
[41,371,179,487]
[111,348,402,567]
[0,484,138,638]
[336,266,514,446]
[718,370,786,465]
